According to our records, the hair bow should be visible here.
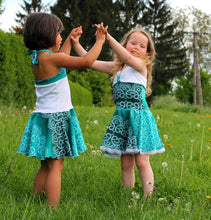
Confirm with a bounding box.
[27,50,38,65]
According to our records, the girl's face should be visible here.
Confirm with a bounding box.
[125,32,148,56]
[54,33,62,52]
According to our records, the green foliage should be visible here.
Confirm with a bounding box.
[140,0,188,97]
[0,30,36,108]
[13,0,44,34]
[151,95,211,113]
[0,104,211,219]
[69,81,92,106]
[151,95,179,109]
[0,0,4,15]
[51,0,115,60]
[68,70,90,91]
[82,69,113,107]
[175,69,211,106]
[173,7,211,73]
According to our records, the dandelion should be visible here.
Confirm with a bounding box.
[93,120,99,125]
[157,115,160,120]
[33,107,36,110]
[197,123,201,128]
[208,147,210,150]
[131,191,140,200]
[208,127,211,130]
[200,126,205,165]
[190,140,194,160]
[163,135,168,140]
[162,162,167,167]
[158,197,167,201]
[167,144,171,146]
[163,135,168,146]
[92,150,97,155]
[106,111,109,114]
[206,195,211,199]
[22,106,27,110]
[129,191,140,210]
[179,155,185,187]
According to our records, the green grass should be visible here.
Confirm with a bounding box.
[0,104,211,219]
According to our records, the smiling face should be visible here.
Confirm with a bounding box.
[125,32,148,56]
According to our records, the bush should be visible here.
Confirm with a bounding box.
[69,81,93,106]
[151,95,179,109]
[151,95,204,113]
[0,30,35,108]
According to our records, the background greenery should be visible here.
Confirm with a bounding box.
[0,100,210,219]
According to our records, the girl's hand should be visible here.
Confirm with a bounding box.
[94,22,108,43]
[70,26,82,45]
[70,26,82,38]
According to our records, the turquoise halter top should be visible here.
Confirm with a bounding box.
[27,49,53,65]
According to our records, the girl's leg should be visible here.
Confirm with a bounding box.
[33,160,48,196]
[135,154,154,198]
[45,158,64,208]
[121,154,135,188]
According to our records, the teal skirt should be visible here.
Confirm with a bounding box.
[17,109,86,160]
[100,82,165,158]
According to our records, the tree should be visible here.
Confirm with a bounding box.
[0,0,4,16]
[175,69,211,106]
[172,6,211,74]
[12,0,49,35]
[139,0,188,97]
[51,0,116,60]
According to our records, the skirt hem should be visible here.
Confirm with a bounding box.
[100,146,165,158]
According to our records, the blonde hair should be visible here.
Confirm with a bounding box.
[112,27,155,96]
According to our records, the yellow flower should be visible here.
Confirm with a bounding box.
[206,195,211,199]
[167,144,170,146]
[33,107,36,110]
[106,111,109,114]
[208,127,211,130]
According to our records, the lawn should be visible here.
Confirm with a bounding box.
[0,104,210,219]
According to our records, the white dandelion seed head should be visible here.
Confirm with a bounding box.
[93,120,99,125]
[22,106,27,110]
[191,139,194,143]
[197,123,201,128]
[162,162,168,167]
[157,115,160,120]
[158,197,166,201]
[163,135,168,140]
[135,194,140,200]
[207,147,210,150]
[132,191,137,197]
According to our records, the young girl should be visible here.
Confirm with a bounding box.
[17,13,105,208]
[71,23,165,198]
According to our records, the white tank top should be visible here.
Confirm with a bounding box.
[33,68,73,113]
[113,66,147,88]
